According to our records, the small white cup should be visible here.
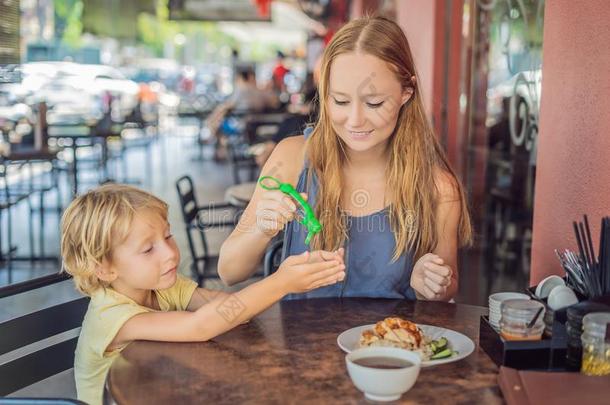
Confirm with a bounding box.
[489,292,530,309]
[535,275,566,299]
[489,292,530,327]
[345,347,421,402]
[547,285,578,310]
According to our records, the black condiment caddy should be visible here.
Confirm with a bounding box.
[479,290,610,371]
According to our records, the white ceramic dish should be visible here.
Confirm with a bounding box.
[535,275,566,299]
[346,347,421,402]
[337,324,475,367]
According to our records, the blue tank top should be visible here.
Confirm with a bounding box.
[282,128,417,300]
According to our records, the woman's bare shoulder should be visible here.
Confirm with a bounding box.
[433,168,460,203]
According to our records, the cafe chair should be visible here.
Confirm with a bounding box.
[226,139,258,185]
[264,238,284,277]
[0,399,87,404]
[1,150,64,261]
[109,123,156,187]
[175,175,239,285]
[0,160,35,281]
[0,276,89,400]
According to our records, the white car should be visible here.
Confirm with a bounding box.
[51,63,141,121]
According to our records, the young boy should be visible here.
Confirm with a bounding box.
[60,184,345,405]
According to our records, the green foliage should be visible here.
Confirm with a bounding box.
[136,0,236,59]
[53,0,83,48]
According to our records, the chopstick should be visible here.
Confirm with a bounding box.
[556,249,588,297]
[601,217,610,294]
[557,215,610,299]
[584,215,597,267]
[573,221,589,268]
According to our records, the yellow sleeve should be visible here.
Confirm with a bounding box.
[86,289,150,358]
[156,273,198,311]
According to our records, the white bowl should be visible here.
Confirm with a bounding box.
[345,347,421,402]
[489,292,530,307]
[535,275,566,299]
[547,285,578,310]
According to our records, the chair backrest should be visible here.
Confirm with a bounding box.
[0,288,89,396]
[226,141,258,185]
[175,175,199,227]
[0,398,87,404]
[175,175,209,276]
[264,239,284,277]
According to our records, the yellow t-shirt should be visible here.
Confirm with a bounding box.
[74,274,197,405]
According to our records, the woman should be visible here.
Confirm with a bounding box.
[218,16,472,301]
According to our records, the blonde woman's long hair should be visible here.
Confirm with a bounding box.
[306,16,472,261]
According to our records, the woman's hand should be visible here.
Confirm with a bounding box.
[255,190,307,238]
[275,251,346,294]
[410,253,453,301]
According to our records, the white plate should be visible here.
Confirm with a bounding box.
[337,324,475,367]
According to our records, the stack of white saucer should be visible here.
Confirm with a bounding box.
[488,292,531,329]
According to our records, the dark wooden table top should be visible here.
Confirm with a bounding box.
[1,147,59,162]
[107,298,503,404]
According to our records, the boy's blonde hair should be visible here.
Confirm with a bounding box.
[60,183,168,296]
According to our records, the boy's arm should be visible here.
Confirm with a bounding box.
[109,254,344,348]
[186,287,231,311]
[111,273,288,346]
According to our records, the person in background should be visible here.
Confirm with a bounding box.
[252,54,323,167]
[271,51,290,94]
[253,76,319,167]
[206,67,279,160]
[231,67,279,113]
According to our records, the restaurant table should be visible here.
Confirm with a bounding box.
[224,181,257,208]
[47,124,114,197]
[106,298,502,404]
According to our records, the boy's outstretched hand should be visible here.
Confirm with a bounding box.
[275,250,346,294]
[306,247,345,266]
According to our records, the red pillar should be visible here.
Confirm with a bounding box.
[395,0,437,117]
[395,1,467,177]
[530,0,610,285]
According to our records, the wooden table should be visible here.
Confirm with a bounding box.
[107,299,502,404]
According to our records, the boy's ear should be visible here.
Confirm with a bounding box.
[95,260,117,283]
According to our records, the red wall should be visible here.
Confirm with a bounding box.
[396,1,466,176]
[395,0,437,117]
[530,0,610,285]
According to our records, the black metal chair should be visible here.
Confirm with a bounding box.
[226,139,259,185]
[264,239,284,277]
[0,149,64,283]
[2,149,63,258]
[0,399,87,404]
[0,275,89,399]
[109,123,157,187]
[175,175,239,285]
[224,111,283,185]
[0,159,34,281]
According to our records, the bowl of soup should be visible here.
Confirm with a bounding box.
[345,347,421,402]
